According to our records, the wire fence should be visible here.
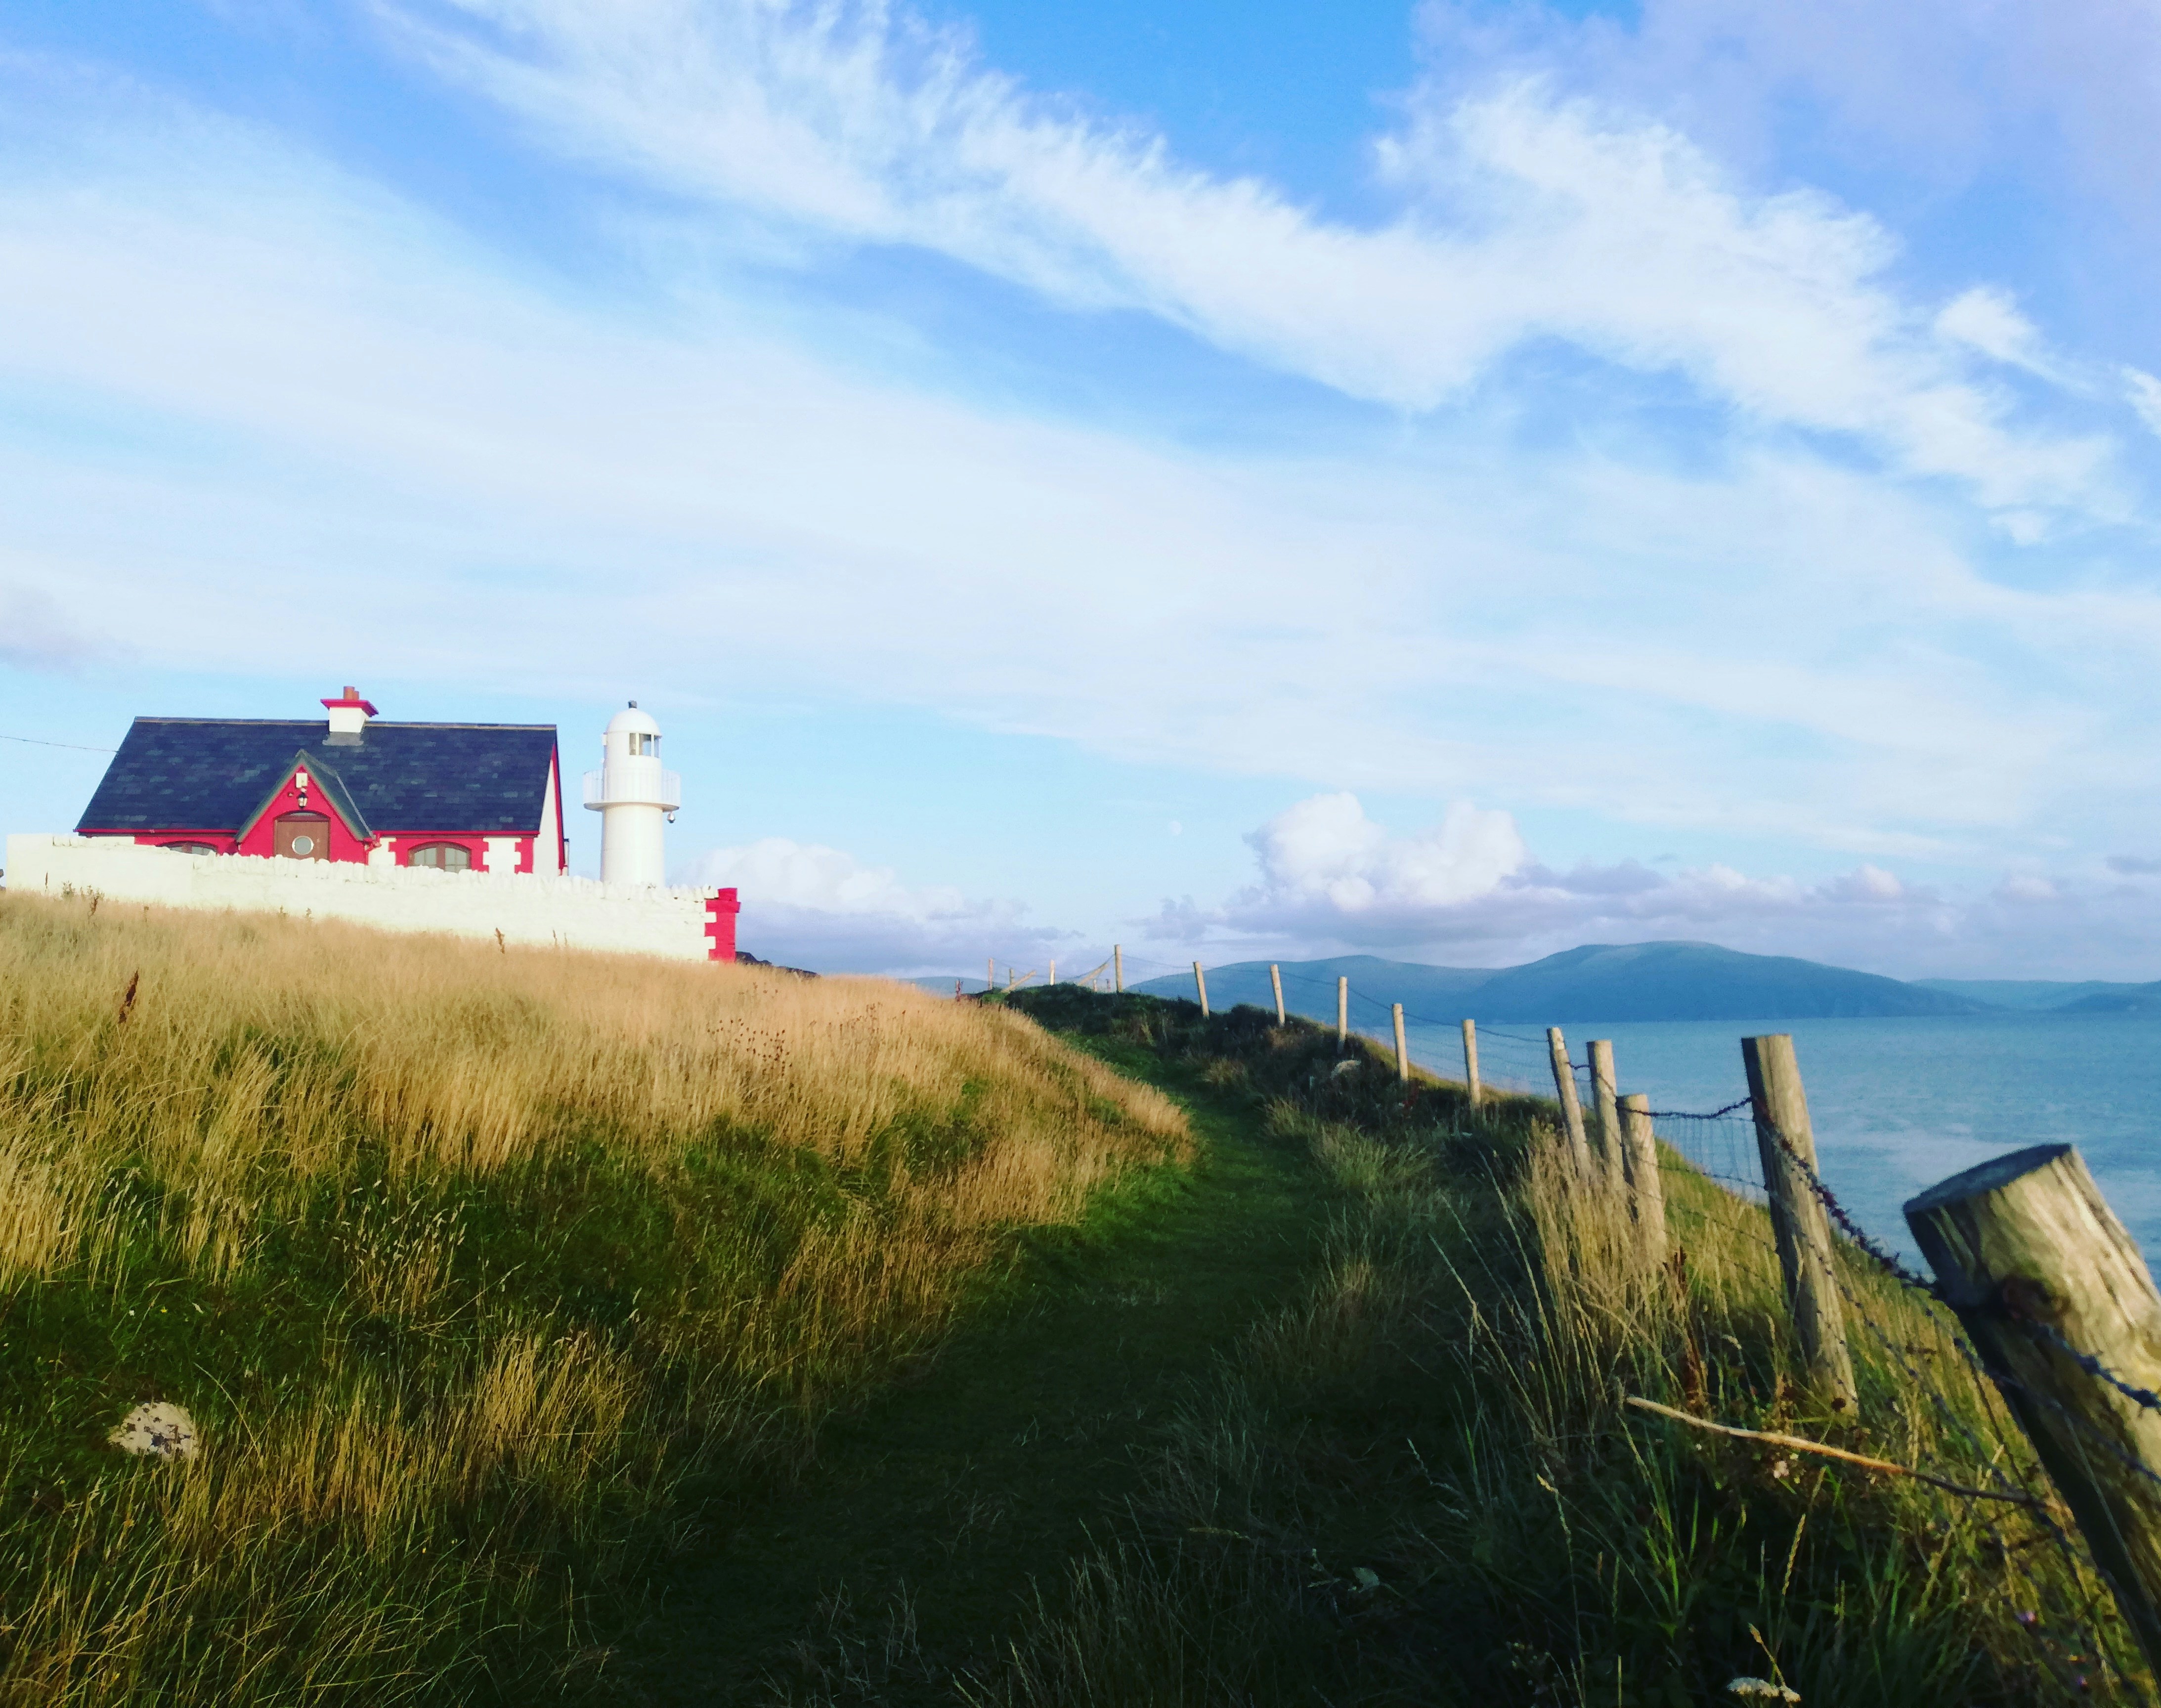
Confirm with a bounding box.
[979,947,2161,1687]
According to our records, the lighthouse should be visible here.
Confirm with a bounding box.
[583,703,680,886]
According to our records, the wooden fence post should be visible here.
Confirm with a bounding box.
[1546,1026,1592,1170]
[1620,1094,1666,1267]
[1114,944,1123,994]
[1462,1019,1482,1110]
[1392,1004,1409,1083]
[1742,1034,1857,1414]
[988,956,994,991]
[1337,977,1348,1051]
[1269,963,1286,1025]
[1589,1039,1622,1182]
[1193,961,1210,1018]
[1007,966,1015,993]
[1905,1144,2161,1675]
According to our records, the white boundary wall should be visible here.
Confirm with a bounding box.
[4,834,718,962]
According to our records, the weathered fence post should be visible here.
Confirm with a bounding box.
[988,955,994,991]
[1114,944,1124,994]
[1193,961,1210,1018]
[1906,1145,2161,1674]
[1462,1019,1481,1110]
[1269,963,1286,1026]
[1546,1026,1592,1170]
[1588,1038,1621,1181]
[1620,1093,1666,1267]
[1742,1034,1857,1414]
[1337,977,1348,1052]
[1392,1004,1409,1083]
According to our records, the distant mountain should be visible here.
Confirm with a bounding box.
[1914,978,2156,1012]
[2055,982,2161,1014]
[1135,941,1991,1025]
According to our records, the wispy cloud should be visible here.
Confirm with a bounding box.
[389,0,2112,510]
[0,69,2155,866]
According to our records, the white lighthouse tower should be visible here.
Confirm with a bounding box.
[583,702,680,887]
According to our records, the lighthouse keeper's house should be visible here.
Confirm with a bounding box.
[7,687,741,965]
[74,688,568,875]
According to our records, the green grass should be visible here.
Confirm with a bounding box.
[0,898,1186,1706]
[14,896,2146,1705]
[958,987,2150,1707]
[600,1023,1338,1703]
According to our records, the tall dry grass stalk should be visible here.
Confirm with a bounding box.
[1507,1122,2145,1697]
[0,892,1186,1706]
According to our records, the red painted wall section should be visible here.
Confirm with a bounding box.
[549,753,568,874]
[234,769,371,862]
[704,889,740,962]
[386,836,536,871]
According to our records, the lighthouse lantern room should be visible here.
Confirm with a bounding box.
[584,703,680,887]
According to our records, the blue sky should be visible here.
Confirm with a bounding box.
[8,0,2161,979]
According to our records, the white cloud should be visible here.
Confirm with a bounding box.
[1243,791,1527,912]
[1935,288,2056,377]
[2126,368,2161,439]
[1146,792,2161,979]
[387,0,2111,511]
[682,836,1059,972]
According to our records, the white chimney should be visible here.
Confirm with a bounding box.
[321,685,377,742]
[583,701,681,886]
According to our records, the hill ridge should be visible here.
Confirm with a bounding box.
[1135,939,1990,1024]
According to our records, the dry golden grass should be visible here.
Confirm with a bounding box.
[1504,1122,2149,1698]
[0,891,1187,1706]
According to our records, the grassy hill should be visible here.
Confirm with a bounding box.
[1139,940,1989,1022]
[0,893,1184,1706]
[7,896,2133,1703]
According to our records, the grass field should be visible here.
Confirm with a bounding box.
[6,895,2150,1704]
[0,894,1184,1706]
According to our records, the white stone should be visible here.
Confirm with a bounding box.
[110,1401,198,1461]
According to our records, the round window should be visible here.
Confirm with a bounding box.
[290,835,314,855]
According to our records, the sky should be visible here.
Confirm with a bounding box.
[6,0,2161,981]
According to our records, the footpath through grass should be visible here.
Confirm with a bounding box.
[606,1024,1334,1704]
[625,986,2153,1706]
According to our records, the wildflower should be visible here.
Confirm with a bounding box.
[1727,1681,1801,1703]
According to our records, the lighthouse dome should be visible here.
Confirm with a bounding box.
[604,704,661,741]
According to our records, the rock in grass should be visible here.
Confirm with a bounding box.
[109,1402,198,1461]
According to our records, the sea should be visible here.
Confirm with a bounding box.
[1393,1010,2161,1266]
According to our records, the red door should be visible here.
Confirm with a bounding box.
[274,813,331,860]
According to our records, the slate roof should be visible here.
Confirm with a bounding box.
[77,720,560,836]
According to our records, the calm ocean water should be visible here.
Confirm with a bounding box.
[1394,1011,2161,1265]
